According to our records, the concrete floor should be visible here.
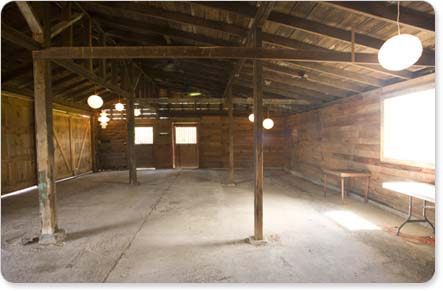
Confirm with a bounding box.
[1,169,435,283]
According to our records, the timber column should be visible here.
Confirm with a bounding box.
[253,26,264,241]
[32,2,65,244]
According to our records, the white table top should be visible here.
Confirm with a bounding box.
[383,181,435,203]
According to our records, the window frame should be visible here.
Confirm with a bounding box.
[380,82,435,169]
[134,126,154,145]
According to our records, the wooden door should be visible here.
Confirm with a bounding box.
[173,125,199,168]
[134,126,155,168]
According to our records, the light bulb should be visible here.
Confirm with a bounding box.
[98,110,110,123]
[263,118,274,130]
[114,102,124,111]
[378,34,423,71]
[248,113,254,122]
[100,122,107,129]
[87,94,103,109]
[134,108,141,117]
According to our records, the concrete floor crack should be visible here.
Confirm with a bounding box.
[101,170,182,282]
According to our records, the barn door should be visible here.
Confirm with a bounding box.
[173,125,199,168]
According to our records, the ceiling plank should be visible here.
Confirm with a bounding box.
[83,2,247,37]
[324,1,434,32]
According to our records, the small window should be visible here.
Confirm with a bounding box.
[135,127,153,144]
[175,126,197,144]
[382,87,435,168]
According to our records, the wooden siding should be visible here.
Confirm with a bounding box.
[285,79,435,221]
[98,115,287,170]
[1,92,92,194]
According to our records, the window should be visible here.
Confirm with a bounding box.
[135,127,153,144]
[175,126,197,144]
[382,87,435,168]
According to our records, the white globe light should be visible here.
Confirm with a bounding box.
[98,110,110,123]
[134,108,141,117]
[263,118,274,130]
[100,122,107,129]
[114,102,124,111]
[248,113,254,122]
[87,94,103,109]
[378,34,423,71]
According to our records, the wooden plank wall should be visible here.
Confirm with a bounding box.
[97,116,287,170]
[285,87,435,221]
[1,93,93,194]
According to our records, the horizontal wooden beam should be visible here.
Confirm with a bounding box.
[33,46,435,66]
[133,97,306,106]
[325,1,434,32]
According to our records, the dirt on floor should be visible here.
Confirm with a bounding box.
[1,169,435,283]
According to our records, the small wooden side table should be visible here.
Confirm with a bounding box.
[322,169,371,202]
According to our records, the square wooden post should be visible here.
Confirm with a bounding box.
[253,26,264,241]
[32,2,64,244]
[227,86,235,185]
[126,64,137,185]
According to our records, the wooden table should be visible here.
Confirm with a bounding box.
[383,181,435,235]
[322,169,371,202]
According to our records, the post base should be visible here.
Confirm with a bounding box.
[39,228,66,245]
[246,236,268,246]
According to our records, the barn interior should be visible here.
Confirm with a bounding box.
[0,1,436,283]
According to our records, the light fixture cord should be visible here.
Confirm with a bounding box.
[397,0,401,35]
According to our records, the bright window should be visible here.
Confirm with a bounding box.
[135,127,153,144]
[175,127,197,144]
[382,88,435,168]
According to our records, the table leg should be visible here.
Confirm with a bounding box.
[341,177,345,202]
[323,174,327,199]
[397,196,413,235]
[365,176,370,203]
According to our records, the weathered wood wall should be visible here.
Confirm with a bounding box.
[285,82,435,220]
[1,92,93,194]
[97,116,287,170]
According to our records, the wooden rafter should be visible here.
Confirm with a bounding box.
[15,1,44,42]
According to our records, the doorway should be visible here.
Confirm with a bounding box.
[135,126,155,168]
[173,124,199,168]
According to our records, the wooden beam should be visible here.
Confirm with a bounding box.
[1,23,40,50]
[61,2,73,46]
[325,1,435,32]
[50,12,84,39]
[253,26,264,241]
[33,46,434,66]
[16,1,44,42]
[133,97,305,106]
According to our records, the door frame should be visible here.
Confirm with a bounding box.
[171,122,200,169]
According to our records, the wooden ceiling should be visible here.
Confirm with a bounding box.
[1,1,435,116]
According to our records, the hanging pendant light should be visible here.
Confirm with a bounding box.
[114,95,124,111]
[262,107,274,130]
[134,108,141,117]
[378,1,423,71]
[98,110,110,124]
[248,113,254,123]
[100,122,108,129]
[87,94,103,109]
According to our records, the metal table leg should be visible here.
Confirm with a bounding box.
[397,196,435,235]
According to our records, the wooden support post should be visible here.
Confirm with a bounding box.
[126,64,137,184]
[90,112,98,172]
[253,26,264,241]
[227,86,235,185]
[32,2,64,244]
